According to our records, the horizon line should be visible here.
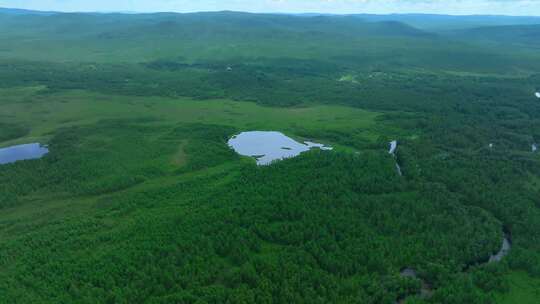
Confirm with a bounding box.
[2,7,540,18]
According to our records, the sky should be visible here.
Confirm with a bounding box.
[1,0,540,16]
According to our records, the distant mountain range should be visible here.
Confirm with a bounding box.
[1,7,540,30]
[349,14,540,30]
[450,24,540,46]
[0,7,56,15]
[0,8,540,33]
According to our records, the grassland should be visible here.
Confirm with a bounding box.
[0,86,382,147]
[496,272,540,304]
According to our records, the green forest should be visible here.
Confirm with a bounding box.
[1,9,540,304]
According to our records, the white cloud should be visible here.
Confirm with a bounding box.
[1,0,539,15]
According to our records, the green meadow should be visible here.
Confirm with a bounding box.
[496,272,540,304]
[0,87,381,146]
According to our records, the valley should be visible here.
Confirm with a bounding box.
[0,9,539,304]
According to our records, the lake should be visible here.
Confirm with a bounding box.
[0,143,49,165]
[228,131,332,165]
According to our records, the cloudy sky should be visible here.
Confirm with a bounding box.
[1,0,539,16]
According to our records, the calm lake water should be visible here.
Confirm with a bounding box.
[228,131,332,165]
[0,143,49,165]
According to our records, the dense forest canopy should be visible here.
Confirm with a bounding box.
[0,9,540,304]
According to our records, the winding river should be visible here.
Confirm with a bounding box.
[488,236,511,263]
[389,140,402,176]
[397,234,511,303]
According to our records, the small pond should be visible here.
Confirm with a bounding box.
[0,143,49,165]
[228,131,332,165]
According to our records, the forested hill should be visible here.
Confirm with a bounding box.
[0,10,432,39]
[350,14,540,30]
[1,10,540,73]
[0,7,56,15]
[2,7,540,28]
[449,24,540,47]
